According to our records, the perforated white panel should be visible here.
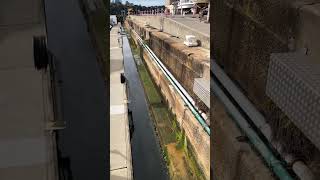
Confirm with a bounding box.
[193,78,210,108]
[266,52,320,149]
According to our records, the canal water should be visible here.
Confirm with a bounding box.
[44,0,107,179]
[122,35,169,180]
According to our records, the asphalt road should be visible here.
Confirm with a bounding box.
[170,17,210,36]
[44,0,107,179]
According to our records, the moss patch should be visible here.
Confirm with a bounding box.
[137,65,162,104]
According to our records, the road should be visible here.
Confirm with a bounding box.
[170,16,210,36]
[44,0,107,179]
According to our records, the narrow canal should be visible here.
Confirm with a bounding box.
[44,0,107,179]
[122,35,169,180]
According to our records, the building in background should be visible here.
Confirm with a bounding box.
[178,0,194,14]
[165,0,209,16]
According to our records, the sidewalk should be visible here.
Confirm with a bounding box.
[0,1,57,179]
[110,24,133,180]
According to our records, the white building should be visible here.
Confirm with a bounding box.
[167,0,209,15]
[178,0,195,10]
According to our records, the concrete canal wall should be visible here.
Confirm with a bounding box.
[125,20,210,179]
[127,18,210,114]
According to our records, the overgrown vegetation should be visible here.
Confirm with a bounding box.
[137,65,162,104]
[110,2,165,15]
[163,146,170,166]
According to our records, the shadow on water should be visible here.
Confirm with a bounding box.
[122,34,169,180]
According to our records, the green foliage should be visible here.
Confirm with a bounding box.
[172,119,177,131]
[163,146,170,166]
[184,143,205,180]
[138,65,162,104]
[176,131,182,143]
[183,135,188,153]
[175,130,186,150]
[110,2,165,15]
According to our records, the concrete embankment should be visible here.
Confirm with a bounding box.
[127,16,210,116]
[125,18,210,179]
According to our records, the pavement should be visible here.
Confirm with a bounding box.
[0,1,57,180]
[170,16,210,36]
[110,25,132,180]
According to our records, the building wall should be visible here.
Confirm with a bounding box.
[212,95,275,180]
[212,0,320,176]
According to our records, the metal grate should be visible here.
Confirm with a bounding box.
[266,52,320,150]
